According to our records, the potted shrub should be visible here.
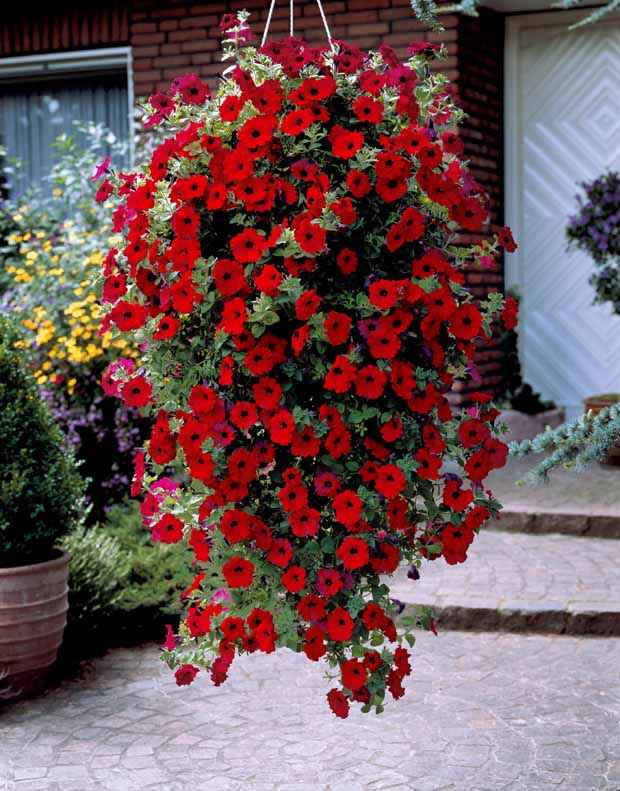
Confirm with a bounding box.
[0,317,84,698]
[566,171,620,463]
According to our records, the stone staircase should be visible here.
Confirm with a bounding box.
[393,458,620,636]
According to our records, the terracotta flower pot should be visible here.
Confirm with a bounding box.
[0,550,69,699]
[583,394,620,467]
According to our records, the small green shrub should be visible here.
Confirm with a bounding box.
[104,500,195,616]
[0,316,85,566]
[61,524,130,631]
[60,499,194,659]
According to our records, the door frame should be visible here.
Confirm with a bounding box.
[504,9,619,292]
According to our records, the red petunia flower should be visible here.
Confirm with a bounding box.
[329,125,364,159]
[222,556,255,588]
[355,365,388,400]
[213,258,247,296]
[326,607,354,641]
[375,464,406,499]
[353,96,384,124]
[266,537,293,568]
[175,664,199,686]
[269,409,295,445]
[336,536,369,570]
[121,375,152,408]
[336,248,359,275]
[341,658,367,691]
[303,625,327,661]
[230,228,267,263]
[295,289,322,320]
[324,311,352,345]
[324,355,357,393]
[442,480,474,512]
[254,264,283,296]
[327,688,350,719]
[281,565,307,594]
[152,513,184,544]
[333,489,363,526]
[230,401,258,430]
[294,218,326,254]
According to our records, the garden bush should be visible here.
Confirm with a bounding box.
[0,125,146,520]
[0,315,85,566]
[61,499,194,654]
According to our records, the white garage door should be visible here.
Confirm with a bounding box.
[505,13,620,414]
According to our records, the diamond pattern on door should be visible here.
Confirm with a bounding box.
[509,19,620,412]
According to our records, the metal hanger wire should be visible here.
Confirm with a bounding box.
[261,0,335,50]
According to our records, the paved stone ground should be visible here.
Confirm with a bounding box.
[487,459,620,537]
[1,633,619,791]
[390,530,620,634]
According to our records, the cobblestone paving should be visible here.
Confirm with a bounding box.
[1,632,619,791]
[390,530,620,633]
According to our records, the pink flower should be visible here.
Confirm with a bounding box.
[91,156,111,181]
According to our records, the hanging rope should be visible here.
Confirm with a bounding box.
[261,0,278,47]
[261,0,335,50]
[315,0,334,50]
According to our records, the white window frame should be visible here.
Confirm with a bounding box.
[0,46,134,162]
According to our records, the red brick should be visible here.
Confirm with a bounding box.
[133,69,162,83]
[158,54,189,68]
[181,39,218,53]
[130,21,157,34]
[347,22,389,36]
[190,2,226,12]
[348,0,390,8]
[179,15,219,29]
[150,8,184,20]
[133,44,160,58]
[159,20,180,32]
[133,58,154,71]
[160,43,183,55]
[132,32,166,45]
[191,51,217,65]
[169,28,205,42]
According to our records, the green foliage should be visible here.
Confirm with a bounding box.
[61,524,130,631]
[104,500,195,615]
[411,0,618,27]
[59,500,195,658]
[0,316,85,565]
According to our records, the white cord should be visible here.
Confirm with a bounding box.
[261,0,334,50]
[261,0,277,47]
[315,0,335,50]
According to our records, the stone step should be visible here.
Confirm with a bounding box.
[485,458,620,538]
[391,530,620,636]
[489,508,620,539]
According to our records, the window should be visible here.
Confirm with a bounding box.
[0,48,132,195]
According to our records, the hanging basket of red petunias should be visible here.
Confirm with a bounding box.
[97,9,518,718]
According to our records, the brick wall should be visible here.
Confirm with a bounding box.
[454,9,505,401]
[0,3,129,56]
[130,0,459,98]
